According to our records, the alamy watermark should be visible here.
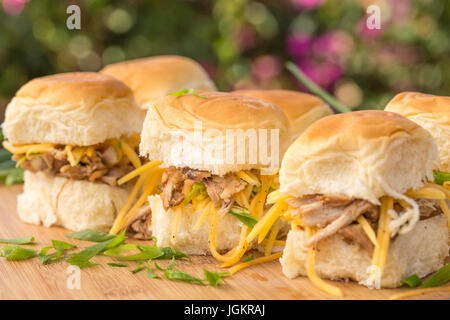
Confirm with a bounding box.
[66,265,81,290]
[66,4,81,30]
[366,4,381,30]
[149,120,281,174]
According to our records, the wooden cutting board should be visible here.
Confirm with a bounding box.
[0,185,448,300]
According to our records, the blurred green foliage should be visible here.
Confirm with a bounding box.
[0,0,449,113]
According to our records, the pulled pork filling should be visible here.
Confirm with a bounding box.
[286,194,443,254]
[13,144,135,186]
[159,166,247,215]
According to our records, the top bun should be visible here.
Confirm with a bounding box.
[280,110,438,204]
[140,91,291,175]
[384,92,450,171]
[100,55,217,109]
[233,89,332,140]
[3,72,143,146]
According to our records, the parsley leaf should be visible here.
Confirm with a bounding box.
[0,236,35,245]
[229,206,259,228]
[107,262,128,267]
[158,247,190,260]
[401,274,421,288]
[0,246,37,260]
[433,170,450,185]
[183,182,207,205]
[146,261,159,279]
[203,269,228,288]
[243,254,254,263]
[103,244,163,261]
[421,264,450,288]
[38,240,77,265]
[66,231,126,268]
[169,88,207,99]
[131,261,145,274]
[65,229,116,242]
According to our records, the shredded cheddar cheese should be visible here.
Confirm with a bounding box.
[171,206,183,244]
[228,252,283,274]
[117,160,162,185]
[356,215,378,247]
[120,139,141,169]
[109,171,148,234]
[109,167,164,235]
[439,199,450,228]
[390,287,450,300]
[236,170,260,186]
[304,226,344,297]
[264,219,280,256]
[193,200,213,230]
[247,200,287,244]
[2,141,55,155]
[424,182,450,198]
[406,187,446,200]
[365,196,392,289]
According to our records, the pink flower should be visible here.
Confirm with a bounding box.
[251,55,282,81]
[2,0,27,16]
[286,33,311,60]
[291,0,323,10]
[311,31,354,65]
[357,17,383,40]
[296,60,342,90]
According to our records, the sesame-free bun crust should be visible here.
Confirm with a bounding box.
[140,91,291,175]
[100,55,217,109]
[233,89,333,140]
[384,92,450,171]
[3,72,143,146]
[280,110,438,204]
[18,171,131,232]
[281,214,448,288]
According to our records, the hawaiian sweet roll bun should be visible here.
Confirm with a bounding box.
[233,89,333,141]
[384,92,450,172]
[142,91,290,255]
[278,111,448,290]
[2,72,143,231]
[3,72,143,145]
[280,110,437,205]
[141,91,291,175]
[100,55,217,110]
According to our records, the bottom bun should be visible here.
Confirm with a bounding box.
[149,195,243,255]
[18,171,130,232]
[280,214,448,288]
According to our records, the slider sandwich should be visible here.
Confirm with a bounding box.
[2,73,146,231]
[251,111,449,296]
[100,55,217,111]
[385,92,450,195]
[233,89,333,140]
[114,91,291,267]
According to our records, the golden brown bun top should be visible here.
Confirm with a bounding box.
[233,89,333,140]
[385,92,450,125]
[384,92,450,171]
[16,72,133,106]
[3,72,143,146]
[280,110,438,203]
[233,89,328,120]
[100,55,217,108]
[303,110,421,144]
[140,91,291,174]
[152,90,290,131]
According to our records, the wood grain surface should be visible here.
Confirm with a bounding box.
[0,185,449,300]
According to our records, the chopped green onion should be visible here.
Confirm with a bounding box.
[229,206,259,228]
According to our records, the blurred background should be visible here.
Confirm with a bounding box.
[0,0,449,117]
